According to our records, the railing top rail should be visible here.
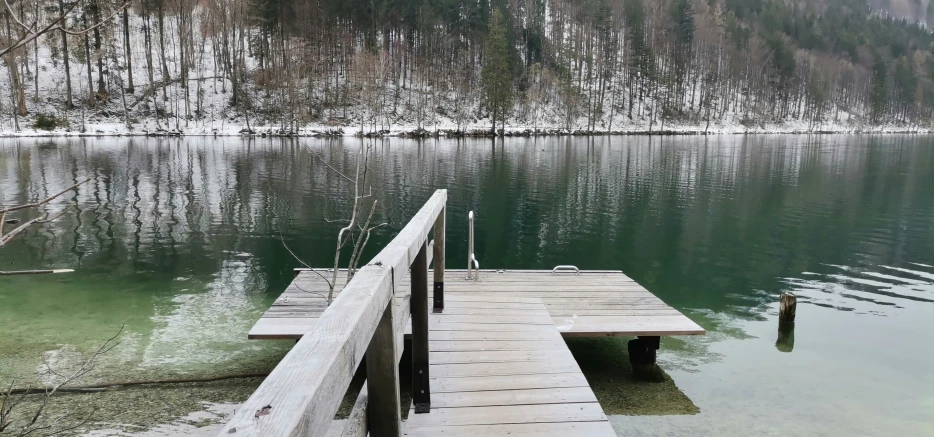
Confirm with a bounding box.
[219,189,447,437]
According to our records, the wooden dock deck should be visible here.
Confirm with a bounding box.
[249,269,704,339]
[404,294,616,436]
[248,268,702,435]
[221,190,704,437]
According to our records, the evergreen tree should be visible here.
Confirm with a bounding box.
[871,56,889,124]
[481,8,515,133]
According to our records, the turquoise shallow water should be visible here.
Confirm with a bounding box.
[0,135,932,435]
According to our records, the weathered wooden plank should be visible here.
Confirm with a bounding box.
[429,294,546,304]
[220,266,394,436]
[429,360,582,377]
[394,294,411,364]
[429,340,566,352]
[403,420,617,437]
[545,309,686,316]
[419,322,557,333]
[248,317,316,339]
[429,386,598,408]
[429,372,591,393]
[403,403,607,427]
[442,277,638,283]
[435,291,658,298]
[444,269,625,274]
[428,315,555,325]
[424,300,551,309]
[441,285,650,292]
[430,307,554,316]
[430,330,567,341]
[554,315,705,336]
[429,350,575,364]
[366,302,402,437]
[340,384,367,437]
[418,306,680,317]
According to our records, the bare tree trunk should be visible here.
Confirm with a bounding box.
[83,10,94,105]
[3,55,26,116]
[92,1,105,96]
[58,0,74,108]
[123,7,133,92]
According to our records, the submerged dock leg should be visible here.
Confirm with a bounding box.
[629,336,662,382]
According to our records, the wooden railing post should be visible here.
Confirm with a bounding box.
[366,301,402,436]
[411,241,431,413]
[432,204,445,312]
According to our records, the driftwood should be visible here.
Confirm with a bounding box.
[5,372,271,396]
[0,269,74,276]
[0,177,91,248]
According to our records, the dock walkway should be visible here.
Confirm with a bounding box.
[404,294,615,436]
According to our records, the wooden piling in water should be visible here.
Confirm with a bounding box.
[779,292,796,322]
[776,291,796,352]
[629,336,663,382]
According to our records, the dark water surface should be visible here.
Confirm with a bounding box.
[0,136,932,435]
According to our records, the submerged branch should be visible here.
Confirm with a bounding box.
[4,372,271,396]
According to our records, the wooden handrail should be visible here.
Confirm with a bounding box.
[219,189,447,437]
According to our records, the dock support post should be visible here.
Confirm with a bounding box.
[629,336,662,382]
[411,242,431,413]
[366,301,402,436]
[433,204,445,312]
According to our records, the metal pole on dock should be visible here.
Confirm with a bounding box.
[467,211,479,280]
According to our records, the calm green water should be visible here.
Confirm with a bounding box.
[0,136,932,435]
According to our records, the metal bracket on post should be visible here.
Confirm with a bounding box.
[433,282,444,313]
[413,359,431,413]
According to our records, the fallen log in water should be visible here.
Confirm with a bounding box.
[6,372,271,395]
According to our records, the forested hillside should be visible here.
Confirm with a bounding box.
[3,0,934,134]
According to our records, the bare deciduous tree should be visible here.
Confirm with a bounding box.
[282,143,386,305]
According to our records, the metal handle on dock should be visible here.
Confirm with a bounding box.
[552,265,580,275]
[467,211,479,280]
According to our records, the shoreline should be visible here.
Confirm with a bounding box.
[1,126,933,139]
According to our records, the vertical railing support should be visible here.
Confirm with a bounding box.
[433,205,445,312]
[467,211,474,279]
[411,241,431,413]
[366,301,402,436]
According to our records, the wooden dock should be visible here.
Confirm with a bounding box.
[250,269,704,339]
[220,189,704,437]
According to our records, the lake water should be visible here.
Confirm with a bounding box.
[0,135,932,435]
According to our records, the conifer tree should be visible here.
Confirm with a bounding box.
[481,8,514,133]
